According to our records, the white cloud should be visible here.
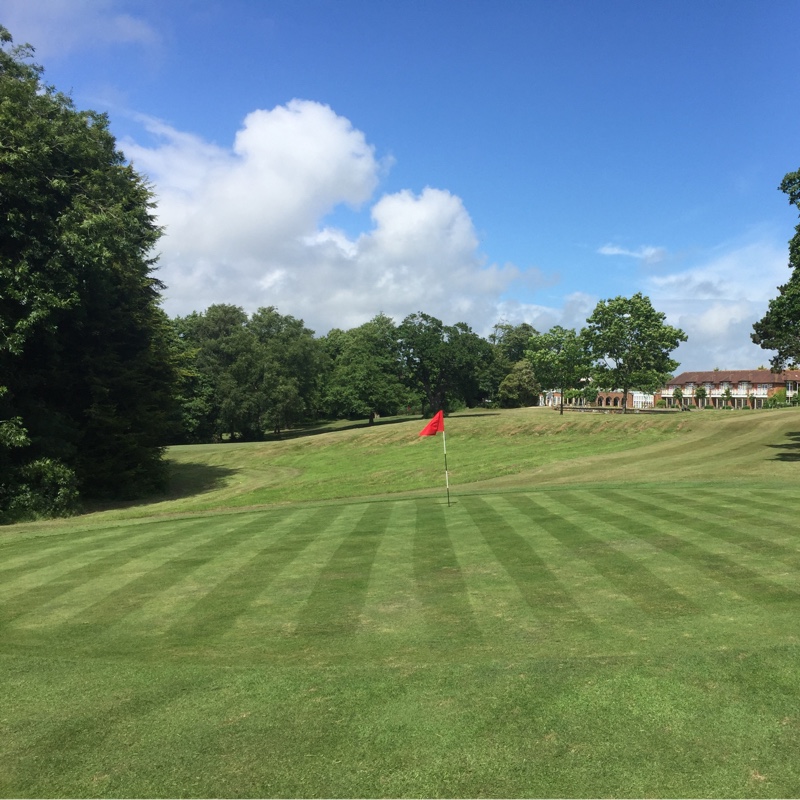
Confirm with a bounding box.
[1,0,159,58]
[492,292,597,336]
[110,100,798,371]
[598,243,667,264]
[123,101,526,333]
[644,239,789,371]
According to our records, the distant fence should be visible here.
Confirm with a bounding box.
[560,406,680,415]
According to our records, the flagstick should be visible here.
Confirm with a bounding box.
[442,430,450,507]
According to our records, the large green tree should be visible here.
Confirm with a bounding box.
[496,360,540,408]
[752,168,800,369]
[174,305,324,440]
[584,293,686,413]
[525,326,590,414]
[488,322,539,405]
[0,28,178,515]
[490,322,539,366]
[324,314,410,421]
[398,312,493,413]
[397,313,451,414]
[247,306,324,434]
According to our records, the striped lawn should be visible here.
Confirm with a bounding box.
[3,483,800,797]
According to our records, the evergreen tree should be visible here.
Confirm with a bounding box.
[0,27,177,515]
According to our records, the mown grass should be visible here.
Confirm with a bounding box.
[55,405,800,523]
[2,408,800,797]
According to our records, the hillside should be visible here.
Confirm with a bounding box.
[32,406,796,527]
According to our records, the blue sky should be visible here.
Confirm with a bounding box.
[3,0,799,371]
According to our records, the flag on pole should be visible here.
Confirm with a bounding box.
[419,410,444,436]
[418,410,450,506]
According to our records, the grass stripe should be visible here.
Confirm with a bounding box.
[602,489,800,606]
[412,499,482,643]
[0,518,207,598]
[504,492,698,616]
[294,503,389,637]
[0,518,217,628]
[0,522,165,571]
[104,512,316,644]
[747,486,800,510]
[167,507,342,645]
[460,495,594,627]
[0,514,227,577]
[692,486,800,539]
[6,515,281,637]
[49,511,312,647]
[356,500,421,641]
[628,487,800,568]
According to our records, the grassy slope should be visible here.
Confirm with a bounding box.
[19,405,797,528]
[2,408,800,798]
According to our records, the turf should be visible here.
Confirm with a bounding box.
[2,408,800,797]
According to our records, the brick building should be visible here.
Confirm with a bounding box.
[660,370,800,409]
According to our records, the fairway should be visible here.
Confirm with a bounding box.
[3,409,800,797]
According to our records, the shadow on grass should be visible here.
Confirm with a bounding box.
[766,431,800,461]
[260,415,417,441]
[82,461,238,515]
[164,461,239,498]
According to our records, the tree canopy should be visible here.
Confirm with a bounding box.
[324,314,411,420]
[583,293,686,413]
[173,305,324,440]
[752,168,800,369]
[398,313,494,413]
[526,326,590,414]
[0,27,177,518]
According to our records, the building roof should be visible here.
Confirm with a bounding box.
[667,370,800,386]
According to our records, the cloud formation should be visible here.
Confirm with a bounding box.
[123,100,538,333]
[598,243,667,264]
[122,99,789,371]
[644,240,789,371]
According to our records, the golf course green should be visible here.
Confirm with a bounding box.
[2,407,800,797]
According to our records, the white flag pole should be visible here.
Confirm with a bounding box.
[442,429,450,507]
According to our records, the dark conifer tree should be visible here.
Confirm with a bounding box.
[0,27,178,515]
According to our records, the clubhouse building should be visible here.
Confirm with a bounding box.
[544,369,800,411]
[660,370,800,409]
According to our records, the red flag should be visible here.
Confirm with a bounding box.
[419,410,444,436]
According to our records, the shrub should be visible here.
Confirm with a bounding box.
[766,389,787,409]
[3,459,80,522]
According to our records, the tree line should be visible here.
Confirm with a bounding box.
[169,308,535,443]
[168,294,689,450]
